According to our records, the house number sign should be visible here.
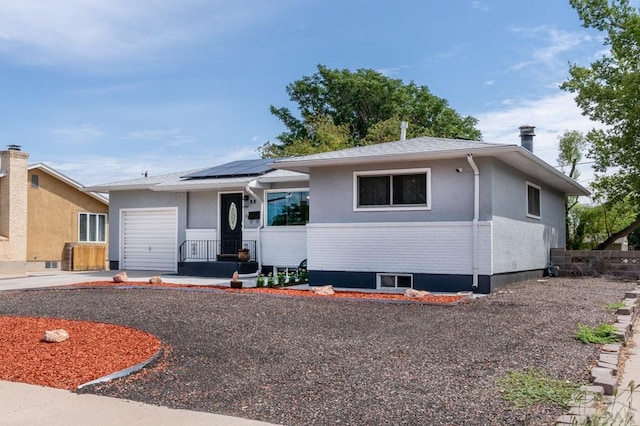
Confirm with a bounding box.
[228,202,238,231]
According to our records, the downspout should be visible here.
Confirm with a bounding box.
[245,181,263,272]
[466,154,479,289]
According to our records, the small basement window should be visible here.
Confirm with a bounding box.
[526,182,541,219]
[378,273,413,289]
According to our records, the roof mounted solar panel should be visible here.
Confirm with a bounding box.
[181,159,274,179]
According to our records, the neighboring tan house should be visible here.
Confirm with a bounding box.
[85,126,590,293]
[0,146,109,274]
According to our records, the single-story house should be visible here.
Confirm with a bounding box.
[0,146,109,274]
[85,126,589,293]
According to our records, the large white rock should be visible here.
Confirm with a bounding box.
[113,271,128,283]
[310,285,335,295]
[43,329,69,343]
[404,289,431,299]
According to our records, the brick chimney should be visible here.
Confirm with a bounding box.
[519,125,535,153]
[0,147,29,273]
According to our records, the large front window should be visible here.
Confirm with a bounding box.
[79,213,107,242]
[355,168,430,210]
[266,190,309,226]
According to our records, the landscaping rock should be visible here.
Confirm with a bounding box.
[404,289,431,299]
[113,272,128,283]
[601,344,622,353]
[43,329,69,343]
[148,276,163,284]
[589,367,613,382]
[599,353,618,365]
[592,375,617,395]
[310,285,334,295]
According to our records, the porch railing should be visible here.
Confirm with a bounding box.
[179,240,257,263]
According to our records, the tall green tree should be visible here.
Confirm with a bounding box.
[557,130,588,248]
[561,0,640,249]
[261,65,482,158]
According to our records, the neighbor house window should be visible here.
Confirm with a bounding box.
[31,174,39,189]
[266,190,309,226]
[79,213,107,242]
[354,168,430,211]
[526,182,541,219]
[378,273,413,289]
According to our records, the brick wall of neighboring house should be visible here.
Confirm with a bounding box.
[551,248,640,279]
[0,149,29,274]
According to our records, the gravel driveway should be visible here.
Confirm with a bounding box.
[0,277,632,425]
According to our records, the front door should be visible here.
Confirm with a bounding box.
[220,193,243,256]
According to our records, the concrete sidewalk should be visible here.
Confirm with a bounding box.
[0,380,278,426]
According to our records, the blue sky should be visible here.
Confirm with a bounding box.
[0,0,607,187]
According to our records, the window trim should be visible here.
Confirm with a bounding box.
[377,273,414,289]
[264,187,310,227]
[353,168,431,212]
[526,181,541,220]
[78,212,107,242]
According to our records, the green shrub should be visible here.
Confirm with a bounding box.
[574,323,623,344]
[497,368,579,409]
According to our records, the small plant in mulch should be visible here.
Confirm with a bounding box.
[256,274,265,288]
[574,323,623,345]
[604,301,625,310]
[497,368,579,410]
[266,273,275,288]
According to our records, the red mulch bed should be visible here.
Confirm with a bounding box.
[70,281,466,304]
[0,316,161,390]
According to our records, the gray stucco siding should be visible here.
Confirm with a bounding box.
[187,191,217,229]
[309,158,480,224]
[490,158,566,246]
[107,190,187,263]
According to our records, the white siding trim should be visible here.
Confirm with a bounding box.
[261,226,307,267]
[307,221,492,275]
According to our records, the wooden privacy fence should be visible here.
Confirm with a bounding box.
[62,243,107,271]
[551,248,640,279]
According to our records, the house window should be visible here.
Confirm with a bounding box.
[266,190,309,226]
[378,273,413,289]
[31,174,39,189]
[354,168,430,211]
[79,213,107,242]
[526,182,541,219]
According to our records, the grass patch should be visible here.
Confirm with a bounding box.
[574,323,623,345]
[497,368,579,409]
[604,302,625,310]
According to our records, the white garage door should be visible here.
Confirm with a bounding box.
[121,208,177,272]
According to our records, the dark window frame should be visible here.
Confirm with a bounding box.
[526,182,541,219]
[354,168,431,211]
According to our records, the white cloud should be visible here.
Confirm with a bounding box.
[49,124,104,142]
[475,91,605,187]
[0,0,289,69]
[470,1,489,11]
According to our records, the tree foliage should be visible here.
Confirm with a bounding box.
[557,130,588,248]
[261,65,482,158]
[561,0,640,248]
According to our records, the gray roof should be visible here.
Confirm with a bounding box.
[83,165,308,193]
[274,137,506,163]
[272,136,590,197]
